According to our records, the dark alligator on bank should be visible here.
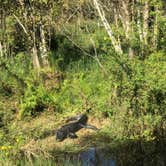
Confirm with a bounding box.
[55,114,99,142]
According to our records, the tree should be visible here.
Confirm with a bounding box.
[91,0,165,57]
[93,0,123,55]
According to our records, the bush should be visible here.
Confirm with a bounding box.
[18,83,57,119]
[56,50,166,119]
[0,52,32,96]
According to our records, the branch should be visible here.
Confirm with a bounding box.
[90,38,107,75]
[13,14,28,35]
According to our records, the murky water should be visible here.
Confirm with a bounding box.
[79,147,115,166]
[17,139,166,165]
[68,139,166,166]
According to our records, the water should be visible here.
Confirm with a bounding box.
[17,139,166,166]
[79,147,115,166]
[71,139,166,166]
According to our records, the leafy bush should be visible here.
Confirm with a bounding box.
[18,83,57,119]
[0,52,32,96]
[54,50,166,120]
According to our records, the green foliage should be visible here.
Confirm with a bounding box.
[144,52,166,113]
[50,50,166,120]
[49,21,107,71]
[158,15,166,51]
[0,52,32,96]
[19,83,56,119]
[1,0,166,163]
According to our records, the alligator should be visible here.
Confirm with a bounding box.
[55,114,99,142]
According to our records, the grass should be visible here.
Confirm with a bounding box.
[0,93,165,165]
[0,110,112,165]
[0,52,166,165]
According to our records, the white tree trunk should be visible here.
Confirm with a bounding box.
[137,4,143,43]
[153,6,159,49]
[17,0,41,70]
[119,0,134,58]
[121,0,130,39]
[39,23,49,67]
[32,44,40,72]
[32,22,41,71]
[114,7,121,46]
[143,1,149,45]
[93,0,123,54]
[0,42,3,57]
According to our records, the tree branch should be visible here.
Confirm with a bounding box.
[13,14,28,35]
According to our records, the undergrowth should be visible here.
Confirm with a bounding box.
[0,46,166,164]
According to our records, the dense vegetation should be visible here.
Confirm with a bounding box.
[0,0,166,165]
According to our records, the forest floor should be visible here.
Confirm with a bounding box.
[15,112,112,157]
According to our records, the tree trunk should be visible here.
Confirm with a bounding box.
[17,0,41,71]
[1,6,7,57]
[137,2,143,43]
[143,1,149,45]
[0,42,3,57]
[93,0,123,55]
[119,0,134,58]
[32,44,40,72]
[153,6,159,50]
[39,22,49,67]
[113,7,121,48]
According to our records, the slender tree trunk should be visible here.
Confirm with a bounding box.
[93,0,123,55]
[0,42,3,57]
[143,1,149,45]
[17,0,41,70]
[32,45,40,71]
[39,22,49,67]
[18,0,28,27]
[136,0,144,56]
[137,2,143,43]
[32,23,40,72]
[114,7,121,47]
[119,0,134,58]
[1,7,7,57]
[121,0,130,39]
[153,6,159,50]
[0,11,4,57]
[31,14,41,71]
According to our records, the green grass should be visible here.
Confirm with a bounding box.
[0,50,166,164]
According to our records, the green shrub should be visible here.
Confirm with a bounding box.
[0,52,32,96]
[19,83,57,119]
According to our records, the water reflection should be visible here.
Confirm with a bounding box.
[79,147,116,166]
[76,139,166,166]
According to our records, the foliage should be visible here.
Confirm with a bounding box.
[18,83,57,119]
[0,0,166,163]
[0,52,32,95]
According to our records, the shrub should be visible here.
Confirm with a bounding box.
[18,83,56,119]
